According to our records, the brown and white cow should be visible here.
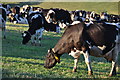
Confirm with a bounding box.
[44,22,120,76]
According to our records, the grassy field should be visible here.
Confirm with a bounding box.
[1,2,120,79]
[2,22,120,79]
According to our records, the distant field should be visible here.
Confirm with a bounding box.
[1,2,119,15]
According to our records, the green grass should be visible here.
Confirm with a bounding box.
[2,22,120,79]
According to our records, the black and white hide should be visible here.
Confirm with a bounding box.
[46,8,72,28]
[22,11,60,45]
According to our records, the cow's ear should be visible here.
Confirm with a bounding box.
[49,48,55,53]
[49,48,52,51]
[48,48,52,53]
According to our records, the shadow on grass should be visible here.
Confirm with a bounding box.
[2,68,45,78]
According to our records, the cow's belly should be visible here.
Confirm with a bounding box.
[90,46,103,57]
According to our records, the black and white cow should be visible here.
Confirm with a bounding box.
[22,11,44,45]
[0,6,7,39]
[8,5,20,23]
[2,4,12,16]
[70,10,86,22]
[22,11,60,45]
[46,8,72,28]
[108,14,120,23]
[100,12,109,22]
[70,10,101,23]
[21,5,42,18]
[44,22,120,76]
[8,5,28,24]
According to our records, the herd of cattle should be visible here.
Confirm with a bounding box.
[1,4,120,77]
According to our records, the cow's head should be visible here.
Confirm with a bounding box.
[22,31,31,44]
[70,10,81,21]
[46,10,56,23]
[44,48,60,69]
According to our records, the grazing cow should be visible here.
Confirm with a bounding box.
[44,22,119,76]
[22,11,60,45]
[46,8,72,28]
[0,6,7,39]
[22,11,44,45]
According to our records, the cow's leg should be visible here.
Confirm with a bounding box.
[38,28,44,46]
[109,44,118,76]
[3,27,6,39]
[72,57,79,72]
[56,26,60,34]
[83,51,93,75]
[2,22,6,39]
[38,37,41,46]
[69,48,81,72]
[109,61,117,77]
[31,35,36,46]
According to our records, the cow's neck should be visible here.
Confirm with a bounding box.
[53,39,74,57]
[28,27,36,35]
[53,23,85,57]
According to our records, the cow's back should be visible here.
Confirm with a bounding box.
[86,23,117,46]
[53,9,71,23]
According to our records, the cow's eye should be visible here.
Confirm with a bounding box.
[74,49,76,52]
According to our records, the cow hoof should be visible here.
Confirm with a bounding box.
[72,69,77,72]
[109,74,116,77]
[88,71,93,75]
[109,74,112,77]
[109,69,117,77]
